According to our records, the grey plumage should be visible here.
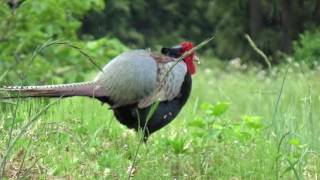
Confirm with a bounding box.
[137,58,187,108]
[1,49,187,107]
[93,50,158,107]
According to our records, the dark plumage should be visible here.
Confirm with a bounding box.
[161,46,183,58]
[107,73,191,141]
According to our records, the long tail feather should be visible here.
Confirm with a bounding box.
[0,81,105,99]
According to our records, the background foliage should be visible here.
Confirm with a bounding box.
[0,0,126,84]
[1,0,320,83]
[81,0,320,65]
[293,29,320,68]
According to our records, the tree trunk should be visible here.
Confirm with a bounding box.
[281,0,293,54]
[314,0,320,24]
[249,0,263,38]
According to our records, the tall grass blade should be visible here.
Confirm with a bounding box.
[0,97,62,178]
[128,101,160,180]
[27,39,104,75]
[272,66,289,135]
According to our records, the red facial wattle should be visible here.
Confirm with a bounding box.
[181,42,196,75]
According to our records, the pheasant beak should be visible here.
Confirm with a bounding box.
[193,55,200,64]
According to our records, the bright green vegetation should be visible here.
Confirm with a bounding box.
[1,0,320,179]
[1,64,319,179]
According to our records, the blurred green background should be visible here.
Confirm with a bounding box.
[1,0,320,83]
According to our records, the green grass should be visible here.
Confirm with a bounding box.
[0,65,320,179]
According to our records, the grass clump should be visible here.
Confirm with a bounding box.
[0,63,320,179]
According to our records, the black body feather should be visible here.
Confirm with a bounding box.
[97,73,192,141]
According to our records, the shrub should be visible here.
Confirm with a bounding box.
[293,29,320,68]
[0,0,127,84]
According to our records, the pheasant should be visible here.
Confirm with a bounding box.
[1,42,199,141]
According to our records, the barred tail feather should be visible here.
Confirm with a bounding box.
[0,81,105,99]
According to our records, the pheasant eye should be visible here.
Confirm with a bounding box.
[161,48,169,54]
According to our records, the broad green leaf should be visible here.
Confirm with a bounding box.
[243,115,263,130]
[289,138,301,146]
[188,118,206,128]
[212,102,230,116]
